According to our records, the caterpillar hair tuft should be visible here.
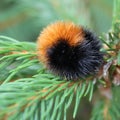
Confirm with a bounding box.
[37,21,103,80]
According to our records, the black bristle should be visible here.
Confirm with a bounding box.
[46,29,103,80]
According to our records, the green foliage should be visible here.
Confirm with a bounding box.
[0,36,39,84]
[0,0,120,120]
[0,75,94,120]
[0,36,95,120]
[0,0,113,41]
[117,51,120,65]
[91,0,120,119]
[91,87,120,120]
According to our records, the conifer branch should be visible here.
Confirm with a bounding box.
[0,0,120,119]
[0,36,95,120]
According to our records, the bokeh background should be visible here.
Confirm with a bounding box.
[0,0,114,120]
[0,0,113,42]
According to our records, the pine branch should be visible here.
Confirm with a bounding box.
[0,36,95,120]
[0,75,94,120]
[0,0,120,119]
[0,36,39,84]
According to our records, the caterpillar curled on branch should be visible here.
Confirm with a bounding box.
[37,21,103,80]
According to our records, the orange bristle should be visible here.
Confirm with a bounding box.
[37,21,103,80]
[37,21,84,63]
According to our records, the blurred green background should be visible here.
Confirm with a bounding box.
[0,0,114,120]
[0,0,113,42]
